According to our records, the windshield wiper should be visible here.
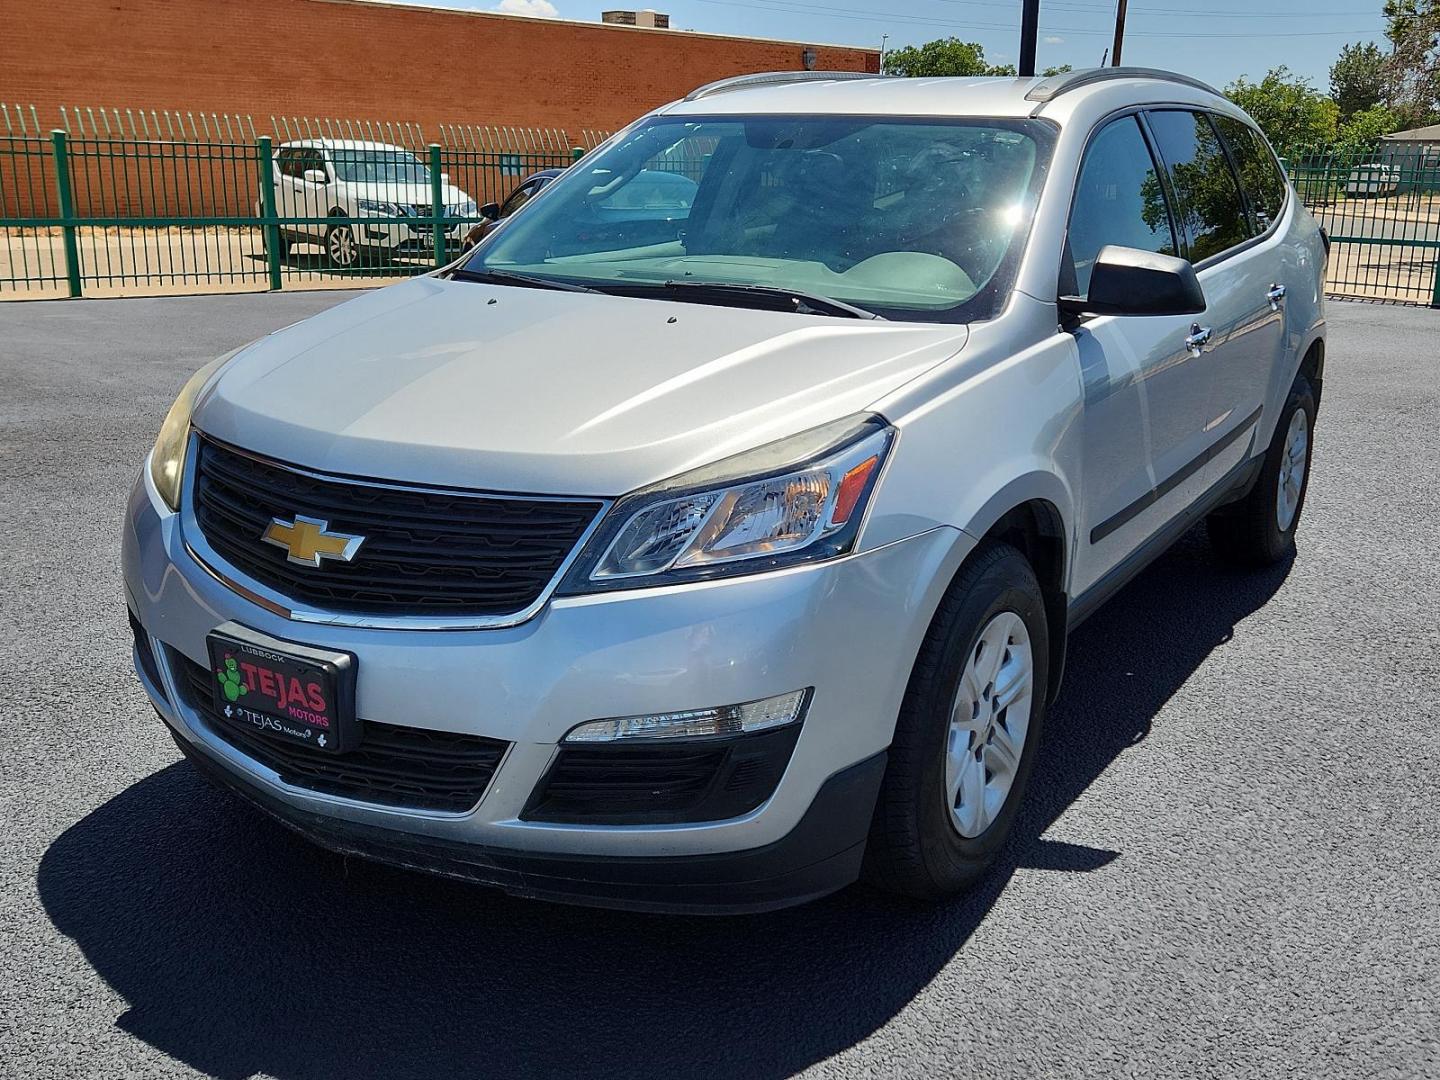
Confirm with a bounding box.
[645,280,884,320]
[450,267,603,294]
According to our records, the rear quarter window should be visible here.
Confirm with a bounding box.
[1212,115,1288,231]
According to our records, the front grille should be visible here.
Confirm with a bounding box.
[190,437,602,617]
[172,652,508,812]
[523,726,803,825]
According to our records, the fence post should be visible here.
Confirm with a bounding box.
[429,143,446,267]
[1431,251,1440,309]
[50,130,82,298]
[571,146,584,164]
[257,136,283,292]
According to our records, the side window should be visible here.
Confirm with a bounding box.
[1146,110,1253,262]
[500,181,537,218]
[1065,115,1177,298]
[276,148,301,178]
[301,150,329,181]
[1212,115,1288,231]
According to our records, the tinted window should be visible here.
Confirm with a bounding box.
[1212,115,1287,230]
[1146,110,1252,261]
[500,181,537,218]
[1065,115,1176,298]
[276,148,303,178]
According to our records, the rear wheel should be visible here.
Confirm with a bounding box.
[1207,373,1316,566]
[263,229,291,261]
[864,542,1050,899]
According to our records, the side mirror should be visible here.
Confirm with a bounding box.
[479,202,501,221]
[301,168,329,185]
[1059,245,1206,319]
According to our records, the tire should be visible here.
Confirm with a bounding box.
[324,218,360,269]
[1206,373,1316,567]
[864,542,1050,899]
[263,229,291,261]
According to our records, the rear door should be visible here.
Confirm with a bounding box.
[1207,114,1297,477]
[1064,113,1216,596]
[1144,110,1282,486]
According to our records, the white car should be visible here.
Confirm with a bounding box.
[1344,163,1400,198]
[257,139,479,267]
[128,68,1326,913]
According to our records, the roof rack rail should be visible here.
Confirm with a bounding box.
[1025,66,1222,104]
[685,70,884,101]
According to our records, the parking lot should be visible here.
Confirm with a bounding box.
[1,294,1436,1079]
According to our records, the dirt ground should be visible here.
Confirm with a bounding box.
[0,226,434,300]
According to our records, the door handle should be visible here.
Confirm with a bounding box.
[1267,283,1287,310]
[1185,324,1212,354]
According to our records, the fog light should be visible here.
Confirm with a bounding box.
[563,689,809,743]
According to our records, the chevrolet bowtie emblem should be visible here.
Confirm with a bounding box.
[262,515,364,568]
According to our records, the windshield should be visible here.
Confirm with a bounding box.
[332,149,431,185]
[463,114,1053,321]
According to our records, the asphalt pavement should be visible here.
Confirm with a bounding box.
[1,291,1436,1080]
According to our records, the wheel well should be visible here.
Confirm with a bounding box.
[1300,339,1324,407]
[978,500,1068,703]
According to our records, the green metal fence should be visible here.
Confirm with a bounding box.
[5,107,1440,306]
[1,105,608,299]
[1288,146,1440,306]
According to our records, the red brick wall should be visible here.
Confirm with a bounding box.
[2,0,879,137]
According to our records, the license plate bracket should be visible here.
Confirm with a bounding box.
[205,622,358,754]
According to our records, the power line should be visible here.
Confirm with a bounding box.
[686,0,1392,37]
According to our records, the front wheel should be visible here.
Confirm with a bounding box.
[325,220,360,269]
[1207,373,1316,567]
[864,542,1050,899]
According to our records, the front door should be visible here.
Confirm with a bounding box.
[1064,113,1216,596]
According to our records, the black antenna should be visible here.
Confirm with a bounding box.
[1019,0,1040,77]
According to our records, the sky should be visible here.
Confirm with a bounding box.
[388,0,1395,94]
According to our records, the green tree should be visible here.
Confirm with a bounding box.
[882,38,1014,77]
[1384,0,1440,127]
[1336,104,1401,153]
[1330,41,1388,119]
[1224,67,1339,155]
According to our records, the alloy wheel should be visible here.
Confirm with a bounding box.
[327,225,357,268]
[945,610,1034,838]
[1276,407,1309,532]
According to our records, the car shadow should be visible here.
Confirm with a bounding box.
[38,528,1291,1080]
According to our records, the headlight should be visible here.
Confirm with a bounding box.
[453,200,479,218]
[560,414,893,593]
[356,199,404,216]
[148,351,237,511]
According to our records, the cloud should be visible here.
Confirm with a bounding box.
[492,0,559,16]
[1043,35,1064,44]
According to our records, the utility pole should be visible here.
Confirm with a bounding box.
[1111,0,1128,66]
[1019,0,1040,77]
[880,33,889,72]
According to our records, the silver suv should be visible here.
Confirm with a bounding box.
[124,68,1326,913]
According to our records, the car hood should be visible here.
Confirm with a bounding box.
[194,276,969,496]
[345,180,470,206]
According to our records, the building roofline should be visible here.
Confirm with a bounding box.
[337,0,879,55]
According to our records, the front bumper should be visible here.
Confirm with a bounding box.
[358,217,469,251]
[123,461,968,910]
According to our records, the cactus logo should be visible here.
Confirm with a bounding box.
[216,656,248,702]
